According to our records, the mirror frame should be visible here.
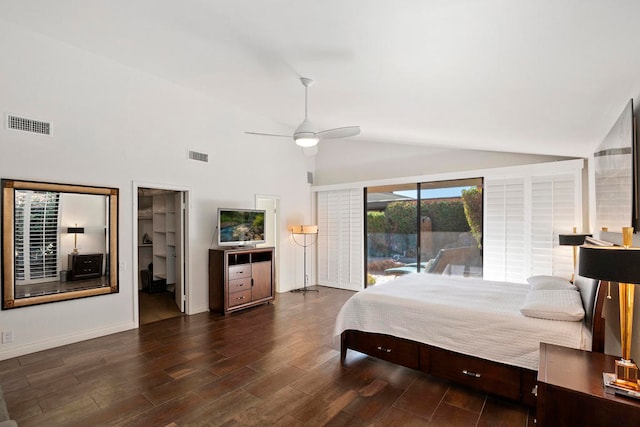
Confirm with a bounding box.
[2,179,119,309]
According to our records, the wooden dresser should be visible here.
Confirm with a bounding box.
[537,343,640,426]
[208,247,274,315]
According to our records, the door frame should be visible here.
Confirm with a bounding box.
[255,194,280,292]
[133,181,190,326]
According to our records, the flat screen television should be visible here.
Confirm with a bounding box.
[217,208,266,247]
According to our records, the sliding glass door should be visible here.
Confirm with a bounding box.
[365,178,483,286]
[365,184,418,284]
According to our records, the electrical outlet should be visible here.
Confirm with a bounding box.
[119,261,126,271]
[2,331,13,344]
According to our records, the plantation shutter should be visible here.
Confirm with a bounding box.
[15,190,61,284]
[530,173,578,278]
[484,166,581,283]
[317,189,363,291]
[484,177,526,282]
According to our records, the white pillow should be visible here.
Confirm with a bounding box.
[520,290,585,321]
[526,275,576,291]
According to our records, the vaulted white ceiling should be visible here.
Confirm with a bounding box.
[3,0,640,157]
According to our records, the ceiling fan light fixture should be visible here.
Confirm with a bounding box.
[294,133,319,147]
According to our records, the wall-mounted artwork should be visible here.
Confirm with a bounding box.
[594,99,635,233]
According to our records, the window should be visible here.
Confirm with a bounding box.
[15,190,61,284]
[365,178,483,285]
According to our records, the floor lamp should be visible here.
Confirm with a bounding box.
[291,225,318,294]
[579,227,640,397]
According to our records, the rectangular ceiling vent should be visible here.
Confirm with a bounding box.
[188,150,209,163]
[6,114,51,135]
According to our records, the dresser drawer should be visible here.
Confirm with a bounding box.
[228,265,251,280]
[228,278,251,293]
[228,289,252,308]
[429,347,522,401]
[345,331,419,369]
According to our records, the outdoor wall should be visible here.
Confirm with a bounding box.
[0,21,313,360]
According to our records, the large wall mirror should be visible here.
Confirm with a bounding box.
[2,179,119,309]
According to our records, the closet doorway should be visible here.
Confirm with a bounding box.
[136,185,188,325]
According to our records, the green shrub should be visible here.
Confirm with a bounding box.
[385,201,417,234]
[367,211,386,233]
[420,200,469,232]
[462,187,482,247]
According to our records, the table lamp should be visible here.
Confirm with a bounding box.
[291,225,318,294]
[67,224,85,254]
[579,226,640,395]
[559,227,592,282]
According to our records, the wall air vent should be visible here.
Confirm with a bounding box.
[6,114,51,135]
[188,150,209,163]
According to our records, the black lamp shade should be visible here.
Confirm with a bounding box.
[67,227,84,234]
[579,245,640,284]
[559,233,592,246]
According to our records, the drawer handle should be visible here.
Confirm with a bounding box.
[532,385,538,397]
[235,271,245,275]
[376,346,391,353]
[462,370,481,378]
[236,296,245,300]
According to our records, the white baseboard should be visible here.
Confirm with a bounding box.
[0,321,137,361]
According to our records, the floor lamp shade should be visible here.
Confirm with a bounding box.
[291,225,318,235]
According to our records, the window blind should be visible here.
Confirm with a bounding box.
[15,190,61,284]
[531,174,577,279]
[484,178,526,282]
[484,169,581,283]
[317,189,363,291]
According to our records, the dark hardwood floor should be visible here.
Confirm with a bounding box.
[0,286,533,426]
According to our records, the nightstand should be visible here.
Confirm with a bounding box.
[68,253,103,280]
[537,343,640,426]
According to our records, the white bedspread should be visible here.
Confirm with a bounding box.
[334,273,591,370]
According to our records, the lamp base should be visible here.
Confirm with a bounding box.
[291,287,319,294]
[72,248,79,254]
[603,371,640,400]
[616,359,639,384]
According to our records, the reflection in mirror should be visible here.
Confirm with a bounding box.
[2,180,119,309]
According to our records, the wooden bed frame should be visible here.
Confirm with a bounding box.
[340,278,606,407]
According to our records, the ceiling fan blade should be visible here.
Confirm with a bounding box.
[317,126,361,140]
[245,131,292,138]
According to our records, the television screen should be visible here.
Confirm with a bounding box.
[218,208,266,246]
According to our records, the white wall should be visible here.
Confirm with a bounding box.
[59,193,107,265]
[0,21,313,359]
[314,139,570,185]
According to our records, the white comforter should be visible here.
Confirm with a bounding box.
[334,273,590,370]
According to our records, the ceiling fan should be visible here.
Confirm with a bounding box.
[246,77,361,149]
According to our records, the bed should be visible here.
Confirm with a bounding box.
[335,273,605,407]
